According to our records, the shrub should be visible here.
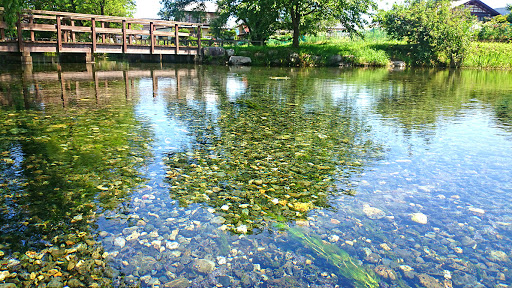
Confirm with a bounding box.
[376,0,476,67]
[478,17,512,42]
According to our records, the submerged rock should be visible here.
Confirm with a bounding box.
[374,265,397,280]
[362,204,386,219]
[417,273,443,288]
[114,237,126,248]
[410,213,428,224]
[487,250,509,262]
[164,277,191,288]
[192,259,216,273]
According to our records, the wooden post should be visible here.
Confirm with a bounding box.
[152,70,157,98]
[0,12,4,41]
[17,15,23,53]
[175,24,179,54]
[150,22,154,54]
[197,25,202,57]
[122,20,127,53]
[93,71,99,103]
[71,21,76,42]
[58,71,67,107]
[91,18,96,53]
[124,71,130,99]
[56,16,62,53]
[101,22,105,43]
[29,15,35,42]
[128,23,132,44]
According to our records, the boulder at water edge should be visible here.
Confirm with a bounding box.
[229,56,252,66]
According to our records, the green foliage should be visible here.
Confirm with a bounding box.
[463,42,512,68]
[0,0,135,30]
[0,0,24,31]
[279,0,376,47]
[508,4,512,23]
[183,0,375,47]
[376,0,476,67]
[478,17,512,42]
[212,0,281,42]
[229,38,390,67]
[158,0,208,22]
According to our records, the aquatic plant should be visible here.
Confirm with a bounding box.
[276,223,379,288]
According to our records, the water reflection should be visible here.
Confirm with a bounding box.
[1,66,512,288]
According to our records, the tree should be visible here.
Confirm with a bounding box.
[279,0,376,47]
[160,0,375,47]
[377,0,476,67]
[0,0,135,30]
[212,0,280,43]
[0,0,25,30]
[158,0,209,22]
[507,4,512,23]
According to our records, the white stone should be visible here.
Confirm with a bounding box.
[363,204,386,219]
[114,237,126,248]
[217,256,227,265]
[469,207,485,214]
[0,271,10,281]
[236,225,248,234]
[166,241,180,250]
[152,240,162,250]
[410,213,428,224]
[328,235,340,243]
[126,231,140,241]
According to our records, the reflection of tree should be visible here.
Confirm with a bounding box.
[0,77,149,286]
[374,69,512,131]
[165,71,377,233]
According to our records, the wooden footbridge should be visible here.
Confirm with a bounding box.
[0,8,221,63]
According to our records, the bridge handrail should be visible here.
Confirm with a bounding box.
[0,7,209,55]
[0,7,206,27]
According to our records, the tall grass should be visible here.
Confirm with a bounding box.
[463,42,512,69]
[227,30,512,69]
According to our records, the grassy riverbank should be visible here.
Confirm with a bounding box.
[228,39,512,69]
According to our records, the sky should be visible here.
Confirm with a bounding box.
[134,0,511,19]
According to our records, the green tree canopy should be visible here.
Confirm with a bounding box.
[158,0,209,22]
[159,0,376,47]
[1,0,135,29]
[211,0,281,42]
[376,0,476,67]
[279,0,376,47]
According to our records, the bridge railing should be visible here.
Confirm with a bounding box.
[0,8,212,55]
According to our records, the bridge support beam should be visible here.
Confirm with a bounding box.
[21,50,33,65]
[85,52,94,63]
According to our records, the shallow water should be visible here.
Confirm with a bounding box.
[1,64,512,287]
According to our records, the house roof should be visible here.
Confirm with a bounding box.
[451,0,500,17]
[183,2,218,13]
[495,7,511,15]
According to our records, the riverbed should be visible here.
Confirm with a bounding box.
[1,64,511,287]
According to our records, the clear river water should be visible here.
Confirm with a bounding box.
[1,64,512,288]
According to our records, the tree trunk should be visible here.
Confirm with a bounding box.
[291,5,300,48]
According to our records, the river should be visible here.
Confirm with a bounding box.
[0,64,511,287]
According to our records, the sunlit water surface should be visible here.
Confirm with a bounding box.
[1,65,512,288]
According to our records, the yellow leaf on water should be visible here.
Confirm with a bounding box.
[96,185,109,191]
